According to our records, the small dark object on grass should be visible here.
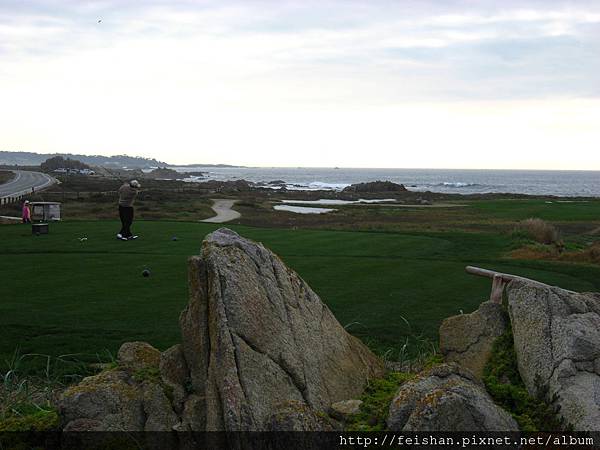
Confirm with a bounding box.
[172,236,178,241]
[142,269,151,278]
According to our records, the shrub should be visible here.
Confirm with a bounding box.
[566,241,600,264]
[345,371,415,431]
[515,218,560,245]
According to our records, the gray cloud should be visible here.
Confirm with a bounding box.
[1,0,599,102]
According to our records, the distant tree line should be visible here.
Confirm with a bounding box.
[41,156,90,172]
[0,151,167,168]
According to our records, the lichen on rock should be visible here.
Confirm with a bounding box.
[440,301,509,379]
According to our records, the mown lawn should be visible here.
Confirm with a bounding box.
[469,198,600,222]
[1,220,599,374]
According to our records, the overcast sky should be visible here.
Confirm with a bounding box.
[1,0,599,168]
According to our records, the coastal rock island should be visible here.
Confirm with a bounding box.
[342,180,407,193]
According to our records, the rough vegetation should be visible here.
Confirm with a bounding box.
[515,217,561,245]
[0,350,92,433]
[483,325,568,431]
[345,371,415,431]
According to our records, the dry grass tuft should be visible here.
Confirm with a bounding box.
[515,218,561,245]
[561,241,600,264]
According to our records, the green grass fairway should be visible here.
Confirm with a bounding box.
[2,220,600,373]
[469,199,600,222]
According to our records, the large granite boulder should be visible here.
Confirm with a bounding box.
[439,301,509,379]
[387,363,518,431]
[507,280,600,431]
[180,228,385,431]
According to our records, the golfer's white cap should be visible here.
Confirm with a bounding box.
[24,200,30,204]
[130,180,141,188]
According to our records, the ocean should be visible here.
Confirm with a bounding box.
[171,167,600,197]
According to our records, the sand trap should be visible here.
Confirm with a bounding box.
[281,198,396,206]
[201,199,241,223]
[274,205,336,214]
[386,203,466,208]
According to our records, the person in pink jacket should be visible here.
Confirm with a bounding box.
[22,200,31,224]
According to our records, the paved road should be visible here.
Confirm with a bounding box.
[0,170,56,198]
[201,199,241,223]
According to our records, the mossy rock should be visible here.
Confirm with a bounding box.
[117,341,161,371]
[483,325,569,431]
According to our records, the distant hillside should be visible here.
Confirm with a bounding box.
[0,151,167,168]
[173,163,246,168]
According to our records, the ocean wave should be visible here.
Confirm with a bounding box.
[280,181,350,191]
[306,181,350,190]
[435,182,483,188]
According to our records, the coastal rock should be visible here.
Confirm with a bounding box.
[439,301,508,379]
[342,180,406,193]
[142,382,179,431]
[159,344,189,413]
[180,227,384,431]
[267,401,338,431]
[60,342,178,432]
[59,369,145,431]
[329,399,363,421]
[180,394,206,431]
[117,341,161,371]
[387,363,518,431]
[144,167,180,180]
[507,280,600,431]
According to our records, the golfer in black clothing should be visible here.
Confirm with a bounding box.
[117,180,140,240]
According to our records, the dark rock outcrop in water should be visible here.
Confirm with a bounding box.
[342,180,407,193]
[197,179,253,192]
[60,228,384,432]
[507,280,600,431]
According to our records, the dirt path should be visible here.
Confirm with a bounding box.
[201,199,241,223]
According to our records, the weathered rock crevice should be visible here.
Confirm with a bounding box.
[439,301,508,379]
[506,280,600,431]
